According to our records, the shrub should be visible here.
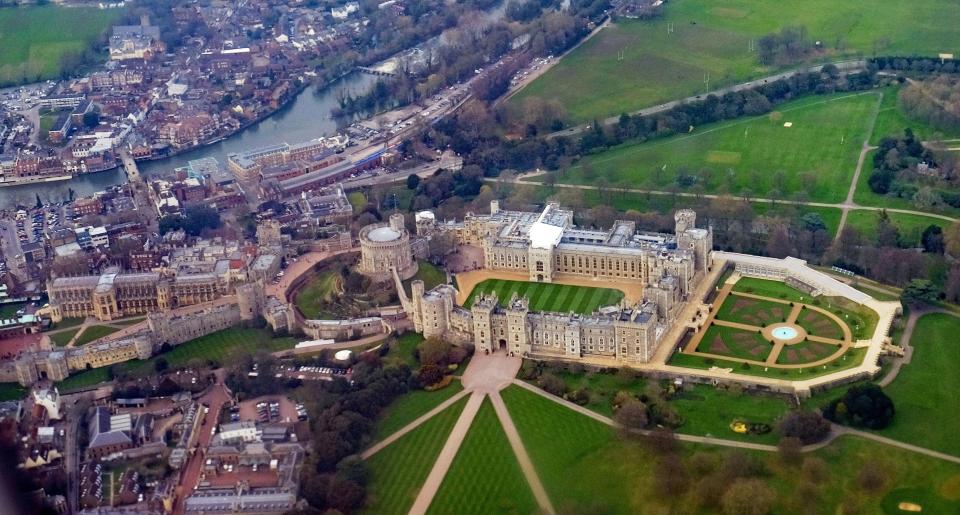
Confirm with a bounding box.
[823,384,895,429]
[779,410,831,444]
[538,372,567,397]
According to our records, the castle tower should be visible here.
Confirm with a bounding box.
[505,294,530,354]
[15,356,36,386]
[389,213,405,232]
[46,351,69,381]
[415,211,437,237]
[490,199,500,215]
[674,209,696,235]
[410,280,426,333]
[470,293,497,352]
[236,282,264,321]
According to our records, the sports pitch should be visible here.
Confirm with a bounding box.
[548,93,876,203]
[511,0,960,122]
[463,279,624,315]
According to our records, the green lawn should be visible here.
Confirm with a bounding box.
[56,366,111,393]
[547,93,876,203]
[502,383,960,513]
[427,398,538,515]
[0,383,26,401]
[373,382,464,441]
[0,5,120,86]
[670,384,789,444]
[870,85,960,146]
[879,313,960,456]
[714,295,790,326]
[348,191,367,212]
[294,270,340,319]
[512,0,960,122]
[845,210,953,248]
[795,307,845,340]
[670,346,867,379]
[0,302,25,319]
[464,279,624,315]
[73,325,121,346]
[384,332,423,369]
[56,327,297,391]
[733,277,878,339]
[403,260,447,296]
[52,317,84,330]
[49,327,80,347]
[363,396,468,515]
[697,324,774,362]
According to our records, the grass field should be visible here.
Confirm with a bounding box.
[0,382,26,401]
[384,332,423,369]
[403,261,446,296]
[73,325,121,346]
[363,396,468,515]
[373,382,464,441]
[56,327,297,392]
[0,302,25,319]
[845,210,952,247]
[546,93,876,203]
[879,313,960,456]
[670,384,789,444]
[427,398,537,515]
[0,5,121,86]
[464,279,624,315]
[502,384,960,513]
[49,327,80,347]
[511,0,960,122]
[870,86,960,145]
[294,270,340,319]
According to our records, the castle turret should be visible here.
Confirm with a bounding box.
[675,209,696,235]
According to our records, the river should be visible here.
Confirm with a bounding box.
[0,72,378,206]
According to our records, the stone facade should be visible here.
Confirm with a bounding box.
[396,205,711,365]
[357,213,417,280]
[47,267,230,322]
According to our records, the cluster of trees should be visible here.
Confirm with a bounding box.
[506,0,557,23]
[869,55,960,75]
[298,357,415,512]
[822,384,895,429]
[415,336,471,386]
[159,206,222,236]
[225,353,302,399]
[899,75,960,133]
[756,26,815,66]
[867,129,949,210]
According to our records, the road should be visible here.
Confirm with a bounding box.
[546,59,866,139]
[119,150,158,234]
[172,376,232,515]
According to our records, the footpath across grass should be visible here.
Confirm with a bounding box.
[427,397,537,515]
[549,93,876,203]
[73,325,122,347]
[49,327,81,347]
[363,396,468,515]
[502,383,960,513]
[464,278,624,315]
[879,313,960,456]
[373,382,464,441]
